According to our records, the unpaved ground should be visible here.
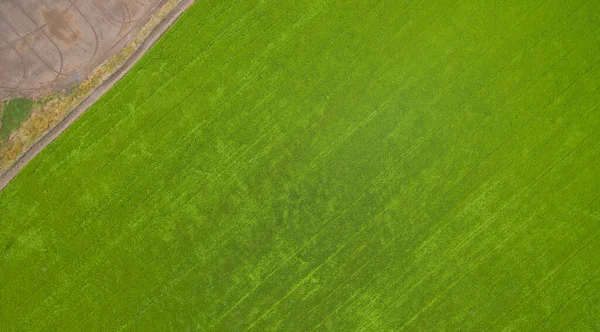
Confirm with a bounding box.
[0,0,166,99]
[0,0,194,191]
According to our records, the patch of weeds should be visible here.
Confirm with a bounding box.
[0,98,33,141]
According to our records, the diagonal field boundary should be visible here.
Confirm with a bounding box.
[0,0,196,193]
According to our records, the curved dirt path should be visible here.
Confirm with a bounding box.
[0,0,195,192]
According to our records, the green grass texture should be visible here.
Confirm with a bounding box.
[1,0,600,330]
[1,98,33,140]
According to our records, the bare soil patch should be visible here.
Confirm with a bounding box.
[0,0,166,98]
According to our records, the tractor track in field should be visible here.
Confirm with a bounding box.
[0,0,195,192]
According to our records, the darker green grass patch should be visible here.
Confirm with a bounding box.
[0,98,33,140]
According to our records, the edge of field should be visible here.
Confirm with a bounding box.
[0,0,195,192]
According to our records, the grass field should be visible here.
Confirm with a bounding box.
[1,0,600,330]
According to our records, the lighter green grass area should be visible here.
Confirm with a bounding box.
[0,98,33,140]
[1,1,600,331]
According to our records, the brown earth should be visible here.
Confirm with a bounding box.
[0,0,194,191]
[0,0,167,99]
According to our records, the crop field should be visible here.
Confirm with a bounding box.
[1,0,600,330]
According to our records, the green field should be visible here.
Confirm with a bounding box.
[1,0,600,330]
